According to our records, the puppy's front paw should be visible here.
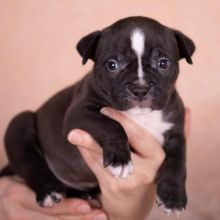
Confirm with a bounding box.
[103,143,132,178]
[156,181,187,216]
[36,185,66,207]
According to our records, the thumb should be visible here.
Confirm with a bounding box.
[68,129,102,155]
[68,129,110,181]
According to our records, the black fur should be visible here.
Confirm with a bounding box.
[1,16,195,211]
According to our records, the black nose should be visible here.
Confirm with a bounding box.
[129,86,149,100]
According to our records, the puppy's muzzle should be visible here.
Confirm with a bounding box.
[128,86,149,101]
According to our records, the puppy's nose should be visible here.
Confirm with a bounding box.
[129,86,148,100]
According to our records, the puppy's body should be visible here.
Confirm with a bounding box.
[2,17,195,213]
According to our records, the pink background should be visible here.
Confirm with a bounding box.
[0,1,219,219]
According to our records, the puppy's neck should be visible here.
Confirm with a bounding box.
[121,106,173,145]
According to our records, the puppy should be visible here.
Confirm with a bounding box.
[2,16,195,214]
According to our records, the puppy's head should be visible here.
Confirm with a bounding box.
[77,16,195,110]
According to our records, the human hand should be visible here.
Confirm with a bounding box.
[68,107,167,220]
[68,107,191,220]
[0,176,107,220]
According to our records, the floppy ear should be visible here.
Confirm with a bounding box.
[76,31,101,65]
[174,30,195,64]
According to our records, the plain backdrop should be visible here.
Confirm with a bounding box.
[0,1,220,219]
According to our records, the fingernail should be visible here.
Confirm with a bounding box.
[68,130,82,145]
[100,107,112,117]
[94,213,108,220]
[76,204,91,214]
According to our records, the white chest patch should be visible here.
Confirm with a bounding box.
[130,29,145,84]
[122,107,173,145]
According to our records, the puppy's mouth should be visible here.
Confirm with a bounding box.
[125,87,153,109]
[131,99,152,108]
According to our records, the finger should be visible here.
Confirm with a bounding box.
[88,210,108,220]
[130,152,163,184]
[100,107,163,158]
[59,210,108,220]
[8,204,107,220]
[68,130,112,182]
[8,203,58,220]
[68,129,102,155]
[46,199,91,216]
[22,198,92,216]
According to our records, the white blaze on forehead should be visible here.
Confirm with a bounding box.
[130,29,145,84]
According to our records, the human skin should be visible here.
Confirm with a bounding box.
[0,107,190,220]
[0,176,107,220]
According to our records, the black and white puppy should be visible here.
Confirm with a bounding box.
[2,16,195,214]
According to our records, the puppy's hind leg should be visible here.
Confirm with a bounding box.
[4,111,66,207]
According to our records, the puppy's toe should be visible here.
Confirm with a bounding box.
[164,207,183,218]
[41,194,54,207]
[121,161,134,178]
[156,195,163,206]
[156,194,184,217]
[51,192,64,203]
[108,160,133,178]
[109,165,123,177]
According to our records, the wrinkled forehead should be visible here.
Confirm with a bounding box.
[96,21,177,60]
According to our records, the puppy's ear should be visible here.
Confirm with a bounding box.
[76,31,101,65]
[174,30,195,64]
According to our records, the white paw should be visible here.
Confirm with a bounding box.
[108,161,133,178]
[42,195,54,207]
[42,192,64,207]
[51,192,63,202]
[156,196,183,218]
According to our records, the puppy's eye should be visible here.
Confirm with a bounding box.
[106,59,119,73]
[157,58,170,70]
